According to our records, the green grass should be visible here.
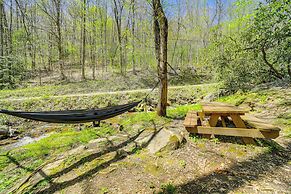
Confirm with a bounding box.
[0,104,202,192]
[0,84,217,110]
[217,89,291,138]
[159,182,177,194]
[0,84,215,127]
[0,79,144,99]
[0,124,116,192]
[217,91,269,105]
[0,80,218,100]
[0,83,289,192]
[0,125,116,169]
[167,104,201,118]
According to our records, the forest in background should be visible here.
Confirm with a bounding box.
[0,0,290,91]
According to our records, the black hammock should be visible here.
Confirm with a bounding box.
[0,101,141,124]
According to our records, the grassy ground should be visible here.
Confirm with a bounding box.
[1,69,205,100]
[217,87,291,137]
[0,84,218,131]
[0,83,290,193]
[0,104,200,193]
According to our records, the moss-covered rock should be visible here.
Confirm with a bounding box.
[145,128,186,154]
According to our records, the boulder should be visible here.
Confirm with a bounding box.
[138,127,186,154]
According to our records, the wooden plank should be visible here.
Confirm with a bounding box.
[184,110,203,133]
[184,112,198,128]
[185,127,198,133]
[198,111,205,121]
[209,114,220,127]
[202,134,212,139]
[221,116,226,127]
[197,126,279,139]
[230,114,246,128]
[230,114,256,144]
[201,102,248,114]
[241,115,281,131]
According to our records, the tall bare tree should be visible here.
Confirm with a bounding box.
[113,0,125,75]
[0,0,4,57]
[81,0,87,80]
[153,0,168,116]
[38,0,65,78]
[131,0,136,74]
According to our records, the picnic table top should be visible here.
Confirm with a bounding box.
[201,102,249,114]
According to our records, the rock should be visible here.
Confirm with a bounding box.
[135,129,157,147]
[202,93,217,102]
[144,128,186,154]
[0,126,9,136]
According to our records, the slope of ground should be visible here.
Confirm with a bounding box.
[0,84,290,194]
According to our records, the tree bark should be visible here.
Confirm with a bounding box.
[153,0,168,117]
[81,0,86,80]
[54,0,65,79]
[131,0,136,74]
[103,1,108,72]
[0,0,4,57]
[113,0,124,75]
[287,64,291,80]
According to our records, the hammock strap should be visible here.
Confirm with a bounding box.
[143,62,180,102]
[144,80,160,101]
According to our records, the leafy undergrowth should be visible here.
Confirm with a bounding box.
[0,104,200,192]
[0,72,212,100]
[0,76,151,99]
[0,84,218,107]
[0,84,217,129]
[218,87,291,137]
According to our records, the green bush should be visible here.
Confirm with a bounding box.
[0,56,26,89]
[202,0,290,92]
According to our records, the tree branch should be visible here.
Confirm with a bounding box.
[261,46,284,79]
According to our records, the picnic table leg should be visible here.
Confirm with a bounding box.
[197,112,211,138]
[209,114,220,127]
[198,112,205,121]
[221,116,227,127]
[230,114,256,145]
[202,114,220,139]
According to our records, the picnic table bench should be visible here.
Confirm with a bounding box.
[184,102,280,144]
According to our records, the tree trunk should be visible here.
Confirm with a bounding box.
[8,0,13,54]
[104,1,108,72]
[288,64,291,80]
[153,0,168,117]
[55,0,65,79]
[131,0,136,74]
[0,0,3,57]
[261,46,283,79]
[48,31,52,71]
[81,0,86,80]
[113,0,124,75]
[2,2,9,56]
[171,0,182,66]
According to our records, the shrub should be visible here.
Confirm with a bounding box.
[0,56,26,89]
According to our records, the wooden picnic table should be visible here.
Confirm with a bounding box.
[184,102,280,144]
[200,102,255,144]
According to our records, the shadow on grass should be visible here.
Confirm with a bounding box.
[176,142,291,193]
[3,151,34,172]
[165,115,185,120]
[25,121,163,193]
